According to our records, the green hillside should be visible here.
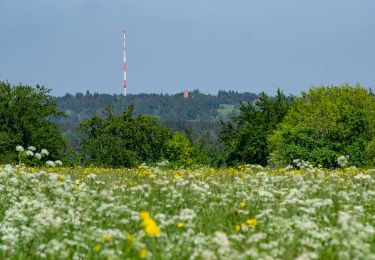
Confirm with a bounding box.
[52,90,258,146]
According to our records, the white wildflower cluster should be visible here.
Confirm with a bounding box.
[15,145,24,152]
[156,160,169,166]
[14,145,62,167]
[16,145,48,161]
[45,160,55,167]
[45,160,63,167]
[0,165,374,259]
[337,155,350,168]
[291,159,315,169]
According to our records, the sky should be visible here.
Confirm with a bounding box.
[0,0,374,96]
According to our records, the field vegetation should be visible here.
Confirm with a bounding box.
[1,81,375,258]
[1,164,374,259]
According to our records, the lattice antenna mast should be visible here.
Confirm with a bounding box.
[123,29,128,96]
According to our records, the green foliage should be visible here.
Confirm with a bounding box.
[0,82,67,163]
[165,132,193,166]
[189,132,224,167]
[52,90,258,150]
[268,84,375,167]
[54,90,257,123]
[79,105,194,167]
[220,89,291,166]
[365,139,375,167]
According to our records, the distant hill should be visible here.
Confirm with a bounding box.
[52,90,258,147]
[54,89,257,121]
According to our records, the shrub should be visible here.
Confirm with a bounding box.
[220,89,291,166]
[268,84,375,167]
[0,82,67,163]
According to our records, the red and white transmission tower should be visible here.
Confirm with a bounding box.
[123,29,128,96]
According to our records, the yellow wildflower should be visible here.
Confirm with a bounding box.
[245,219,258,228]
[125,233,133,244]
[140,211,161,236]
[101,234,112,242]
[239,201,246,207]
[94,244,101,252]
[235,225,241,232]
[177,222,184,228]
[139,248,147,258]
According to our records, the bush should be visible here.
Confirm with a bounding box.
[268,84,375,167]
[165,131,193,166]
[78,105,193,167]
[220,90,291,166]
[0,82,67,163]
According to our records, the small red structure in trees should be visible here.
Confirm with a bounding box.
[183,89,189,99]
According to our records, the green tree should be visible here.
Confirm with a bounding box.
[79,105,192,167]
[0,82,67,163]
[268,84,375,167]
[165,131,193,166]
[220,89,291,166]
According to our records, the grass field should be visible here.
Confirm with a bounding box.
[0,164,374,259]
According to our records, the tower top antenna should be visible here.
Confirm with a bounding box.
[123,29,127,96]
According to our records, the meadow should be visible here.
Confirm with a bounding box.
[0,164,374,259]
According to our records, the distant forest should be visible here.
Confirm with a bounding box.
[4,81,374,168]
[53,90,258,147]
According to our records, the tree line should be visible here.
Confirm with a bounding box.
[1,81,375,168]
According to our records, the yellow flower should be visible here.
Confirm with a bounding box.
[239,201,246,207]
[94,244,101,252]
[139,248,147,258]
[140,211,150,219]
[140,211,161,236]
[235,225,241,232]
[125,233,133,244]
[177,222,184,228]
[101,234,112,242]
[58,175,65,181]
[245,219,258,228]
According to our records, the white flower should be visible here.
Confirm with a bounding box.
[337,155,349,167]
[25,150,34,157]
[285,165,293,171]
[213,231,230,247]
[247,233,267,244]
[41,149,49,156]
[16,145,24,152]
[55,160,63,166]
[27,146,36,151]
[200,250,216,260]
[179,208,197,221]
[354,173,371,180]
[4,164,14,173]
[46,160,55,167]
[35,153,42,160]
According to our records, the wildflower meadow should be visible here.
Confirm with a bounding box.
[0,162,374,259]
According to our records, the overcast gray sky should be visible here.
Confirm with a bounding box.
[0,0,374,96]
